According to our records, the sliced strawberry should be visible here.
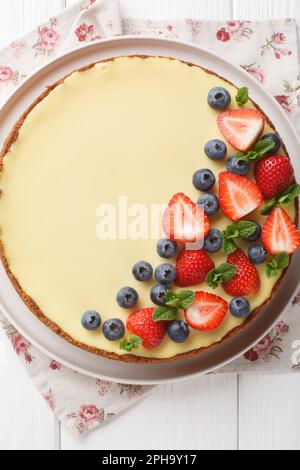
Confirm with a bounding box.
[219,172,263,222]
[127,308,166,350]
[163,192,210,244]
[254,155,295,199]
[175,249,214,287]
[223,248,260,296]
[218,108,265,152]
[184,291,228,331]
[262,207,300,255]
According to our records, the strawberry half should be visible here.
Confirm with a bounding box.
[163,192,210,244]
[218,108,265,152]
[262,207,300,255]
[219,172,263,222]
[175,249,214,287]
[254,155,295,199]
[127,308,166,350]
[223,248,260,296]
[184,291,228,331]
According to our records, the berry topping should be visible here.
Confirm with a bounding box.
[127,308,166,349]
[241,220,262,242]
[262,207,300,255]
[155,264,176,285]
[219,172,263,222]
[217,108,265,152]
[197,193,220,216]
[116,287,138,309]
[204,229,223,253]
[167,320,190,343]
[150,284,168,306]
[204,139,227,160]
[175,249,214,287]
[254,155,295,200]
[229,297,250,318]
[184,291,228,331]
[222,248,261,296]
[247,245,267,265]
[262,133,282,155]
[157,238,178,259]
[132,260,153,282]
[208,87,231,110]
[81,310,101,330]
[102,318,125,341]
[226,155,250,176]
[193,169,216,191]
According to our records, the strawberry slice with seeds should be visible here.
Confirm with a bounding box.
[184,291,228,331]
[219,172,263,222]
[218,108,265,152]
[223,248,260,296]
[163,192,210,244]
[262,207,300,255]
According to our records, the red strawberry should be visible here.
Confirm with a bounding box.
[184,291,228,331]
[254,155,295,199]
[219,172,263,222]
[175,249,214,287]
[163,192,210,244]
[127,308,166,350]
[223,248,260,296]
[218,108,265,152]
[262,207,300,255]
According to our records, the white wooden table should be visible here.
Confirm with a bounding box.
[0,0,300,451]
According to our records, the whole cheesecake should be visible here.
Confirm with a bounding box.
[0,56,299,362]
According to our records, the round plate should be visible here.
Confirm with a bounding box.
[0,37,299,384]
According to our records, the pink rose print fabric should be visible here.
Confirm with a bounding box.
[0,0,300,437]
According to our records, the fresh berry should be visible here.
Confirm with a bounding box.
[81,310,101,330]
[102,318,125,341]
[157,238,178,259]
[222,249,260,296]
[150,284,168,306]
[226,155,250,176]
[127,308,166,349]
[217,108,265,152]
[204,139,227,160]
[197,193,220,216]
[229,297,250,318]
[184,291,228,331]
[262,133,282,155]
[116,287,138,309]
[247,245,267,265]
[193,169,216,191]
[132,261,153,282]
[204,229,223,253]
[254,155,295,199]
[208,87,231,110]
[167,320,190,343]
[262,207,300,255]
[241,220,262,242]
[219,172,263,222]
[163,192,210,244]
[155,264,176,285]
[175,249,214,287]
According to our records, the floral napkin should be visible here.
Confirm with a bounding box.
[0,0,300,436]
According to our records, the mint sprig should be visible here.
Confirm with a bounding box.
[236,87,249,107]
[222,221,258,254]
[266,253,290,278]
[206,263,237,289]
[153,290,195,322]
[236,139,275,163]
[261,184,300,216]
[119,336,142,352]
[153,306,178,322]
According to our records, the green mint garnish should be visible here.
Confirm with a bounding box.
[206,263,237,289]
[266,253,290,278]
[119,336,142,352]
[236,87,249,106]
[261,184,300,215]
[153,290,195,322]
[153,306,178,322]
[236,139,275,163]
[222,221,258,254]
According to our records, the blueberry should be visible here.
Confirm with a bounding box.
[155,264,176,285]
[193,169,215,191]
[116,287,138,308]
[157,239,178,259]
[167,320,190,343]
[132,261,153,282]
[229,297,250,318]
[197,193,220,216]
[150,284,168,306]
[226,156,250,176]
[247,245,267,265]
[204,139,227,160]
[208,87,231,110]
[102,318,125,341]
[204,228,223,253]
[81,310,101,330]
[262,133,282,155]
[241,221,262,242]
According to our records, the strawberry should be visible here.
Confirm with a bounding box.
[127,308,166,350]
[254,155,295,199]
[219,172,263,222]
[262,207,300,255]
[163,192,210,244]
[175,249,214,287]
[223,248,260,296]
[217,108,265,152]
[184,291,228,331]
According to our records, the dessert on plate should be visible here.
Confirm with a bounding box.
[0,56,299,362]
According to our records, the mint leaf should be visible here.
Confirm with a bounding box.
[153,306,178,322]
[222,221,257,254]
[236,87,249,106]
[165,291,180,308]
[236,139,275,163]
[222,238,237,255]
[120,336,142,352]
[261,198,277,216]
[266,253,290,278]
[261,184,300,215]
[206,263,237,289]
[177,290,195,309]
